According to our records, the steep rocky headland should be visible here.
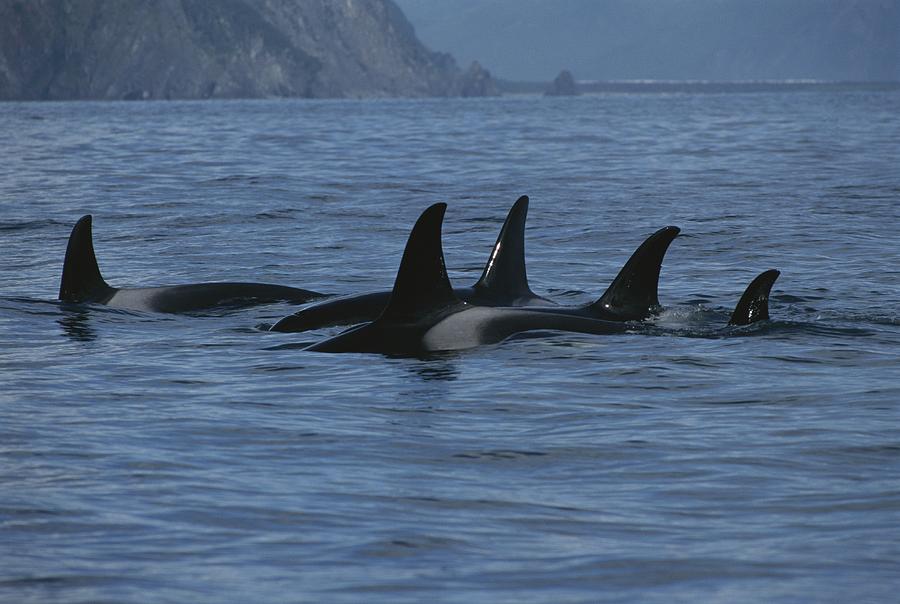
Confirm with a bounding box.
[0,0,498,100]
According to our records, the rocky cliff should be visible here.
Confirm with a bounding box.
[0,0,497,100]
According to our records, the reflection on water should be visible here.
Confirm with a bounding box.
[57,307,97,342]
[404,356,460,382]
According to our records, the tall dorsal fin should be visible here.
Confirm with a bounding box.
[378,203,460,323]
[59,215,113,302]
[729,269,780,326]
[472,195,535,299]
[588,226,680,320]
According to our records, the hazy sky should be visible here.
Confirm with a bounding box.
[394,0,900,82]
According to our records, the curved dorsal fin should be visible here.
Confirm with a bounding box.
[729,269,780,326]
[588,226,680,320]
[379,203,459,323]
[472,195,535,299]
[59,215,113,302]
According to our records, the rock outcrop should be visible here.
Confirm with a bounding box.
[0,0,498,100]
[545,70,579,96]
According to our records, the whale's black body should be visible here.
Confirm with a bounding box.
[272,196,680,332]
[59,215,324,313]
[306,204,781,355]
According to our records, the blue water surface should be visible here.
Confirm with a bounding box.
[1,87,899,603]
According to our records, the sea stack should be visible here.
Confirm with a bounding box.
[546,70,579,96]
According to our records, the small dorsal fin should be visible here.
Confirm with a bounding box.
[59,215,113,302]
[729,269,780,326]
[472,195,535,300]
[378,203,460,323]
[588,226,680,320]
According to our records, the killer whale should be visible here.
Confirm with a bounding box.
[305,204,780,355]
[305,203,630,354]
[59,215,325,313]
[272,195,546,332]
[271,195,679,332]
[729,269,780,326]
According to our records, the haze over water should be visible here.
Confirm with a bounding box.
[2,85,899,602]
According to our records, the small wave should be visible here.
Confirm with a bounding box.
[201,174,264,185]
[773,293,823,303]
[0,296,60,309]
[0,218,67,232]
[453,449,548,460]
[263,341,318,351]
[816,311,900,327]
[253,208,302,220]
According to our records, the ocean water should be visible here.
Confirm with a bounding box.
[1,87,899,603]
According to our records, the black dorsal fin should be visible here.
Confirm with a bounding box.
[378,203,460,323]
[59,215,113,302]
[729,269,780,326]
[588,226,680,321]
[472,195,535,299]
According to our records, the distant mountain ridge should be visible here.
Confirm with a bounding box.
[395,0,900,82]
[0,0,497,100]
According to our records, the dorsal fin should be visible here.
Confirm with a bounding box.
[729,269,780,326]
[588,226,680,320]
[59,215,113,302]
[472,195,535,299]
[378,203,459,323]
